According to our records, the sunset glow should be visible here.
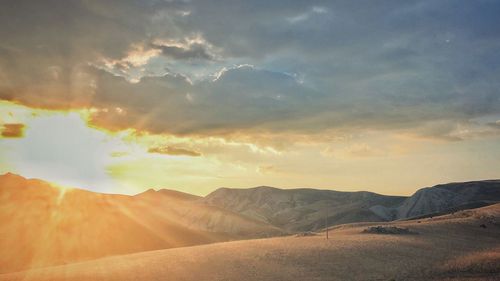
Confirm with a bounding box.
[0,1,499,197]
[1,100,499,196]
[1,2,500,280]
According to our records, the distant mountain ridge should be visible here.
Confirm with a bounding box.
[202,186,406,232]
[392,180,500,219]
[202,180,500,231]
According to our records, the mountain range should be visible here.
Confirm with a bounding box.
[203,180,500,231]
[1,172,499,273]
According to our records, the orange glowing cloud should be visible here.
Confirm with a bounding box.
[1,123,25,138]
[148,145,201,157]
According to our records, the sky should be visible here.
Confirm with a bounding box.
[0,0,499,196]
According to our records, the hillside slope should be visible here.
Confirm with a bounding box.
[2,173,499,274]
[3,204,499,281]
[369,180,500,220]
[0,173,281,273]
[202,186,406,231]
[397,180,500,218]
[204,181,500,230]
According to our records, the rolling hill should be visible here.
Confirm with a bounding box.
[0,173,281,273]
[373,180,500,220]
[1,172,499,274]
[203,180,500,231]
[3,203,499,281]
[202,186,406,231]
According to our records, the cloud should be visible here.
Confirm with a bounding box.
[86,65,322,136]
[323,143,385,159]
[0,1,499,143]
[257,164,282,174]
[148,145,201,157]
[345,144,383,158]
[1,123,25,138]
[110,151,128,158]
[154,43,213,60]
[151,35,218,61]
[287,6,328,23]
[0,0,190,108]
[400,118,500,142]
[487,120,500,130]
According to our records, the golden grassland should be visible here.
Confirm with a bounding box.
[2,204,499,281]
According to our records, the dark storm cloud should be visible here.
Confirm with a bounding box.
[0,0,499,139]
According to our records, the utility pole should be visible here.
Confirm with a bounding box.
[325,208,329,240]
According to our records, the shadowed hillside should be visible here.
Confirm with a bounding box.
[372,180,500,220]
[202,186,406,231]
[202,181,500,231]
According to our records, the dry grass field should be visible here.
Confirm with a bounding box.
[2,204,498,281]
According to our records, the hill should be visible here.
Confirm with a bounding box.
[1,173,499,274]
[202,180,500,231]
[371,180,500,220]
[202,186,405,231]
[2,203,499,281]
[0,173,281,273]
